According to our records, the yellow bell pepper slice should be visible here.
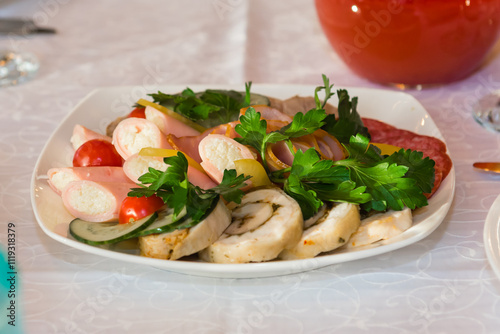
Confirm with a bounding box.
[138,147,205,174]
[234,159,272,188]
[371,143,402,156]
[136,98,206,133]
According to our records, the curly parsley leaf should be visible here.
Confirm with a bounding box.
[321,89,370,144]
[334,134,432,211]
[210,169,250,204]
[314,74,335,109]
[282,148,370,219]
[234,107,269,155]
[284,173,323,220]
[382,149,435,194]
[277,109,327,139]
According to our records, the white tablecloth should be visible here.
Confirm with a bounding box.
[2,1,500,333]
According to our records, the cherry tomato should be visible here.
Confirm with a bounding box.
[73,139,123,167]
[119,195,164,224]
[128,107,146,118]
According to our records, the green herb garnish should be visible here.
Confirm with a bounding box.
[234,75,434,219]
[149,83,253,128]
[321,89,370,144]
[277,134,434,219]
[128,152,250,224]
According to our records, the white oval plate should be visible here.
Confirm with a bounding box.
[31,84,455,278]
[484,194,500,279]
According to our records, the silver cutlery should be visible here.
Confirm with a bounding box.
[0,18,56,35]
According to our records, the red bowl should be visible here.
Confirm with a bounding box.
[315,0,500,86]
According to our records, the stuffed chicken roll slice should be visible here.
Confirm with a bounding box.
[112,117,170,160]
[62,180,134,222]
[139,198,231,260]
[70,124,112,150]
[48,166,130,195]
[279,202,360,260]
[199,187,303,264]
[198,134,256,184]
[343,207,413,249]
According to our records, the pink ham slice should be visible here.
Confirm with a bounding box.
[123,153,216,189]
[144,106,200,137]
[70,124,111,150]
[62,180,134,222]
[47,166,130,195]
[312,129,346,161]
[240,105,292,123]
[112,118,171,160]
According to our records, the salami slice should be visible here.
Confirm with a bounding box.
[362,117,452,197]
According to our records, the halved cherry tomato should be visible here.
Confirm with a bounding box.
[73,139,123,167]
[119,195,164,224]
[128,107,146,118]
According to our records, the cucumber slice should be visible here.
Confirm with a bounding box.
[138,197,220,237]
[136,207,188,237]
[69,212,158,246]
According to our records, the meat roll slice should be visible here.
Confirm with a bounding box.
[139,199,231,260]
[199,187,303,264]
[279,202,360,260]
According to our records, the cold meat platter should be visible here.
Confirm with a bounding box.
[31,84,455,278]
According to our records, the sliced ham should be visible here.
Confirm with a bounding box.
[240,105,292,123]
[70,124,111,150]
[144,105,200,137]
[62,180,134,222]
[123,153,216,189]
[47,166,129,195]
[112,118,171,160]
[269,95,338,118]
[312,129,346,161]
[266,141,294,170]
[199,187,303,263]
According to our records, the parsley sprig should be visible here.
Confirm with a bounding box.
[149,83,252,128]
[128,152,250,224]
[234,75,334,170]
[321,89,370,144]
